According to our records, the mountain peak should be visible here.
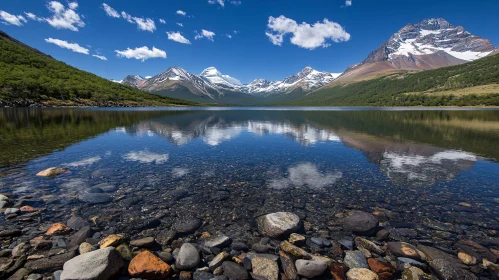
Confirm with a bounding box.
[200,66,242,88]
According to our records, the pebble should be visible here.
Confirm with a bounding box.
[346,268,379,280]
[174,218,202,234]
[280,251,299,280]
[210,252,230,271]
[344,250,368,269]
[343,211,379,236]
[387,242,425,261]
[79,193,111,205]
[128,251,172,279]
[295,259,328,278]
[251,257,279,280]
[36,167,68,177]
[130,237,155,248]
[176,243,201,270]
[116,243,133,260]
[204,234,231,248]
[79,242,94,254]
[60,247,123,280]
[46,223,70,235]
[99,234,126,248]
[222,261,249,280]
[280,241,311,259]
[258,212,301,238]
[289,233,306,246]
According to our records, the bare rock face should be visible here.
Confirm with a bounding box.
[258,212,301,238]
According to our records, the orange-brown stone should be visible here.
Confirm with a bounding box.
[20,206,37,212]
[45,223,70,235]
[329,262,348,280]
[180,271,193,280]
[368,258,396,279]
[128,251,172,279]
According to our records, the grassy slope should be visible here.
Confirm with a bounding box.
[281,54,499,107]
[0,30,198,107]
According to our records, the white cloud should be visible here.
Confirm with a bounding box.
[167,31,191,44]
[345,0,352,6]
[0,11,27,26]
[24,12,44,22]
[176,22,183,27]
[195,29,215,41]
[176,10,186,16]
[115,46,166,61]
[92,54,107,61]
[231,1,242,5]
[45,38,89,54]
[266,15,350,50]
[102,3,120,18]
[120,11,156,32]
[208,0,225,7]
[159,19,166,24]
[226,34,232,39]
[45,1,85,31]
[145,76,152,79]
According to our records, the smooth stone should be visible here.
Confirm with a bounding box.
[401,266,431,280]
[128,251,172,279]
[204,234,231,248]
[176,243,201,270]
[130,237,155,248]
[339,239,354,250]
[231,242,249,251]
[79,193,111,205]
[79,242,94,254]
[157,251,173,263]
[7,268,30,280]
[194,270,215,280]
[53,270,63,280]
[0,194,8,201]
[175,218,202,234]
[67,216,88,230]
[68,226,92,248]
[25,250,77,273]
[343,211,379,236]
[354,237,384,255]
[3,208,20,215]
[92,183,117,193]
[280,241,311,259]
[36,167,68,177]
[387,242,425,261]
[99,234,126,249]
[346,268,379,280]
[280,251,299,280]
[258,212,301,238]
[60,247,123,280]
[367,258,396,278]
[252,243,269,253]
[458,251,477,265]
[156,230,176,246]
[222,261,249,280]
[344,251,368,269]
[251,257,279,280]
[0,201,7,209]
[289,233,306,246]
[295,259,328,278]
[398,257,427,269]
[24,273,41,280]
[209,252,230,271]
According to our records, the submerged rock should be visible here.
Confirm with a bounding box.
[36,168,68,177]
[295,259,328,278]
[344,251,368,269]
[343,211,379,236]
[346,268,379,280]
[258,212,301,238]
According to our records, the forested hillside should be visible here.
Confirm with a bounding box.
[0,30,197,107]
[282,53,499,106]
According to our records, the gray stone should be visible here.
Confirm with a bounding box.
[60,247,123,280]
[398,257,427,269]
[157,251,173,263]
[344,250,368,269]
[252,243,269,253]
[12,242,29,257]
[210,252,230,271]
[26,274,43,280]
[175,218,202,234]
[67,216,88,230]
[79,242,94,254]
[92,183,117,193]
[79,193,111,205]
[130,237,155,248]
[204,234,231,248]
[25,250,77,273]
[53,270,63,280]
[258,212,301,238]
[430,259,477,280]
[3,208,19,215]
[295,259,328,278]
[343,211,378,236]
[6,268,29,280]
[222,261,249,280]
[176,243,200,270]
[68,226,92,248]
[193,270,215,280]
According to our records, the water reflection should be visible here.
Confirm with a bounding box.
[269,162,342,189]
[123,150,169,164]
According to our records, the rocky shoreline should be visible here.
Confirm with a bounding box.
[1,186,499,280]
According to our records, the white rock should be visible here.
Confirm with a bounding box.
[258,212,301,238]
[60,247,123,280]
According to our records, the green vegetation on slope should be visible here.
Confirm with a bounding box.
[0,30,197,107]
[282,54,499,106]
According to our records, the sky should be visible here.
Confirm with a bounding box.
[0,0,498,84]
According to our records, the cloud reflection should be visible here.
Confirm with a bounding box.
[269,162,342,189]
[123,150,169,164]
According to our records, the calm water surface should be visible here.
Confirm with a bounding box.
[1,108,499,244]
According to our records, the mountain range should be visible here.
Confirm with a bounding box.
[115,18,496,105]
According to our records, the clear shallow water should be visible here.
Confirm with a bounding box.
[1,108,499,244]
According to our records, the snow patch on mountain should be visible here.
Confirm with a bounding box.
[200,67,243,89]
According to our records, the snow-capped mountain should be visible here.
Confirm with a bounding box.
[243,67,341,95]
[200,67,243,89]
[339,18,495,82]
[119,66,340,100]
[139,67,220,98]
[121,75,147,88]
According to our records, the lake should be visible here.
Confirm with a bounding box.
[1,108,499,277]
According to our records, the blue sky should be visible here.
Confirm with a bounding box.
[1,0,498,83]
